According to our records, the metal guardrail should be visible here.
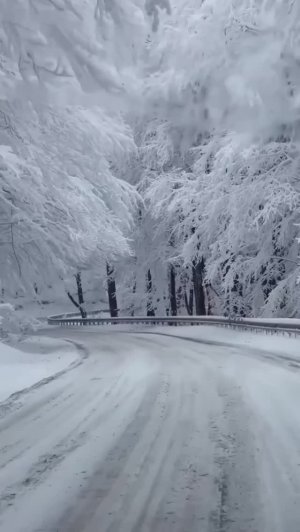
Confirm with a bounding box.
[47,313,300,336]
[48,309,111,320]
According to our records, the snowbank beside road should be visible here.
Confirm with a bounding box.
[153,324,300,361]
[0,337,78,402]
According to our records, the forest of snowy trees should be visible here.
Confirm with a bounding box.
[1,0,300,320]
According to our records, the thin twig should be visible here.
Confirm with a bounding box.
[270,256,299,266]
[10,217,22,277]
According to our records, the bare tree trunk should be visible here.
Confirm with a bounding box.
[169,265,177,316]
[75,272,84,305]
[67,272,87,318]
[176,284,183,313]
[106,263,118,318]
[131,280,136,317]
[184,289,194,316]
[67,291,87,318]
[192,258,206,315]
[205,283,213,315]
[189,288,194,315]
[146,269,155,316]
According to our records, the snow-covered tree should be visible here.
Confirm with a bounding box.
[0,100,140,296]
[2,0,300,319]
[0,0,171,103]
[131,0,300,317]
[0,1,148,299]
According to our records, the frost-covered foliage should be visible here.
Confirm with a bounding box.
[0,102,139,296]
[0,0,170,102]
[0,303,40,340]
[133,0,300,317]
[1,0,300,319]
[0,0,148,298]
[143,0,300,139]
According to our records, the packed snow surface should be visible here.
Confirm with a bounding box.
[0,337,79,402]
[0,325,300,532]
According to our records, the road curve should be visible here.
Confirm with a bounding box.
[0,327,300,532]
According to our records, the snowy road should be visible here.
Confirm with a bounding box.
[1,327,300,532]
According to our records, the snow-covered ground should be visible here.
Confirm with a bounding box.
[154,323,300,360]
[0,325,300,532]
[13,298,109,321]
[0,337,79,402]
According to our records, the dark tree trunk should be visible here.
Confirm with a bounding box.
[146,269,155,316]
[67,272,87,318]
[131,280,136,317]
[169,265,177,316]
[184,289,194,316]
[67,291,87,319]
[189,288,194,315]
[231,274,245,316]
[75,272,84,305]
[192,258,206,315]
[106,263,118,318]
[205,283,213,315]
[176,284,183,312]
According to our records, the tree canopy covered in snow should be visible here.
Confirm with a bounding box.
[1,0,300,318]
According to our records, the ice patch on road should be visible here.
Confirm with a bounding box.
[0,337,78,402]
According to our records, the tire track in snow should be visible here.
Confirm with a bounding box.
[1,329,300,532]
[60,375,166,532]
[209,379,262,532]
[0,372,136,513]
[0,339,88,421]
